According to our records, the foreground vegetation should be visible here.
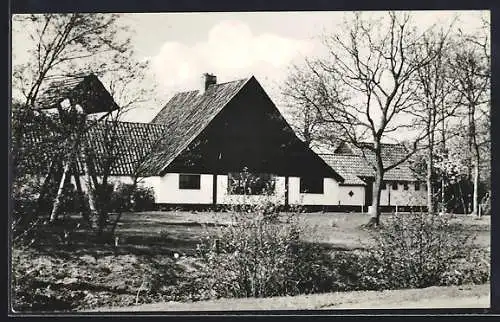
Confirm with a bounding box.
[11,210,490,312]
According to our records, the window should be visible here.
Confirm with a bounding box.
[403,182,409,190]
[228,172,275,195]
[179,174,201,189]
[415,182,420,191]
[381,181,387,190]
[392,182,398,190]
[300,177,324,194]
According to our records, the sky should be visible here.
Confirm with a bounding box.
[12,11,488,123]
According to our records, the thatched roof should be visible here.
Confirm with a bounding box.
[149,77,250,175]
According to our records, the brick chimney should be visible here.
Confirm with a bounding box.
[200,73,217,94]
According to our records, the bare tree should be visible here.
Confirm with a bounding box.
[11,14,155,234]
[282,66,340,150]
[79,114,167,237]
[444,16,491,215]
[411,27,462,215]
[12,13,133,110]
[283,12,443,225]
[11,13,134,195]
[452,48,490,215]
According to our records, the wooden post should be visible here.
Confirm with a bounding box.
[49,161,71,222]
[72,162,89,221]
[212,173,217,206]
[35,159,58,215]
[284,176,289,209]
[82,147,99,229]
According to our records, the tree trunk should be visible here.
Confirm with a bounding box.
[440,178,446,214]
[97,174,111,236]
[426,147,434,215]
[35,159,59,216]
[82,150,99,229]
[49,161,72,222]
[368,176,382,226]
[72,163,89,222]
[368,143,384,226]
[467,104,475,214]
[472,158,480,216]
[441,106,446,215]
[458,183,467,214]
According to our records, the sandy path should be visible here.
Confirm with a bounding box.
[89,284,489,312]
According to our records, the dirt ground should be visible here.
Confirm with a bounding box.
[90,283,490,311]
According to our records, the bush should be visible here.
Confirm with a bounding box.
[11,174,60,243]
[12,175,43,227]
[187,201,339,300]
[132,185,156,211]
[358,213,488,290]
[440,248,490,286]
[109,183,155,212]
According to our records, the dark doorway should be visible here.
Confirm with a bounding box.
[363,178,373,211]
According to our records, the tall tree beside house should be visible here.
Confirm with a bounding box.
[283,12,444,225]
[79,108,167,236]
[411,27,463,215]
[448,23,490,217]
[79,60,157,231]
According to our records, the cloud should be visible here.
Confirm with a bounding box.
[150,20,313,94]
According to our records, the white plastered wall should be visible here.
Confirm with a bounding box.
[288,177,339,206]
[338,185,365,206]
[142,173,213,204]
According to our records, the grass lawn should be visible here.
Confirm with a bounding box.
[110,211,490,254]
[11,210,491,312]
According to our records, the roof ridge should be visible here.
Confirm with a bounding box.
[171,77,252,96]
[212,77,251,86]
[91,119,170,128]
[359,141,405,146]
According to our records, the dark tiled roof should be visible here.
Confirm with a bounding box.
[320,154,370,185]
[81,121,169,176]
[320,142,420,184]
[149,77,250,174]
[19,117,170,177]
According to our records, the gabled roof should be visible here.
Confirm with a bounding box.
[320,142,421,184]
[149,77,251,174]
[36,74,120,114]
[149,76,343,180]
